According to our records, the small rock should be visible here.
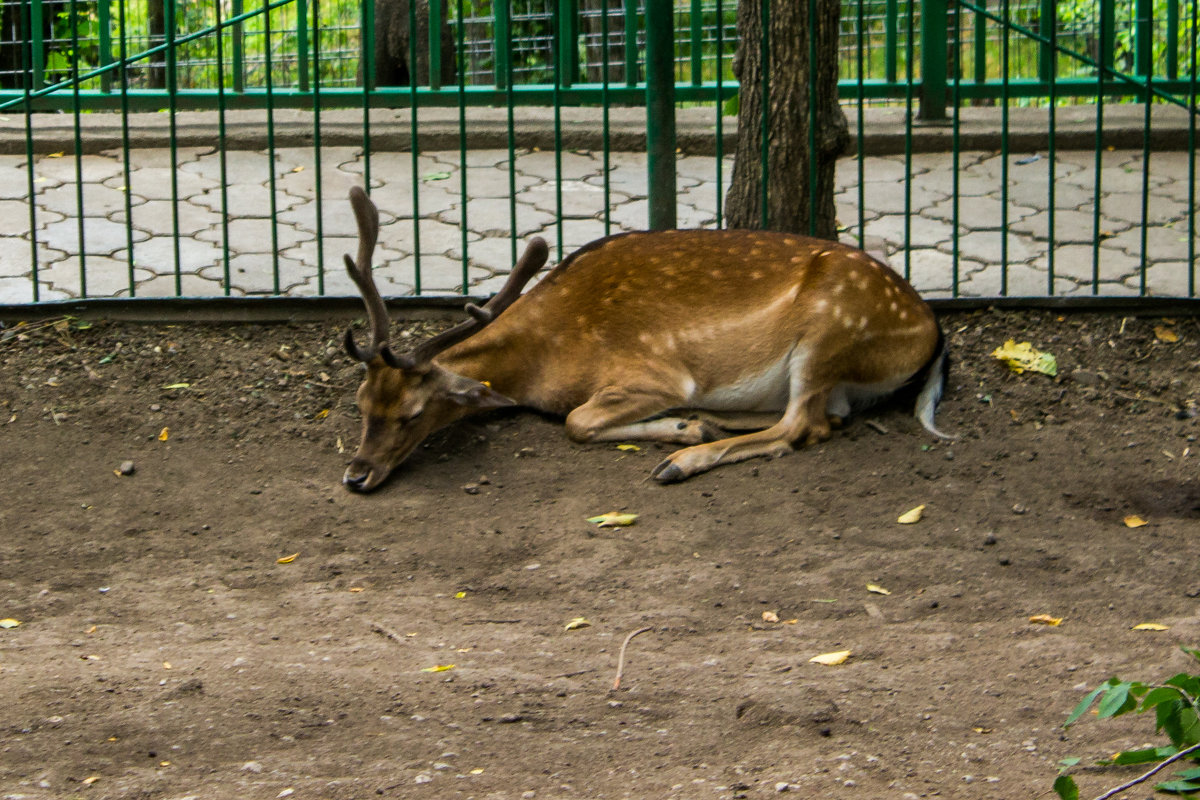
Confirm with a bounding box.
[775,782,793,792]
[241,761,264,773]
[149,403,162,412]
[983,533,997,546]
[1011,503,1028,515]
[516,447,537,458]
[462,483,480,495]
[118,460,136,476]
[414,773,433,784]
[1072,368,1102,387]
[498,713,524,723]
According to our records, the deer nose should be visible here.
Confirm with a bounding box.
[343,471,369,492]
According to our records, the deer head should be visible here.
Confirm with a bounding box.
[340,186,547,492]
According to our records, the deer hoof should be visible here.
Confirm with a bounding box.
[651,459,687,484]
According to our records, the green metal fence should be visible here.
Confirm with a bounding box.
[0,0,1197,307]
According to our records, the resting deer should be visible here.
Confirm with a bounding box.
[341,185,949,491]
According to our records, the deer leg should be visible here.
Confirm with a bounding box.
[651,386,836,484]
[565,386,722,445]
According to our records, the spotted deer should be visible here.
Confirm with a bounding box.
[340,186,950,492]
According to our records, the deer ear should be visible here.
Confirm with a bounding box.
[446,377,515,409]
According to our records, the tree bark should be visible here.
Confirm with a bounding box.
[372,0,456,87]
[578,0,627,84]
[724,0,849,239]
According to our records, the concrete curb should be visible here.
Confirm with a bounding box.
[3,103,1193,157]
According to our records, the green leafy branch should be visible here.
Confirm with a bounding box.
[1054,647,1200,800]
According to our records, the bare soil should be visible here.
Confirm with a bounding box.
[2,309,1199,800]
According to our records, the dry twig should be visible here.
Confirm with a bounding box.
[370,621,407,643]
[611,626,653,691]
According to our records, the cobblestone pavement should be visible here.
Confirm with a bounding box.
[1,145,1197,304]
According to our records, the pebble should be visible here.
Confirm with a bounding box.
[414,773,433,784]
[983,533,997,546]
[118,461,136,476]
[241,761,264,773]
[462,483,481,495]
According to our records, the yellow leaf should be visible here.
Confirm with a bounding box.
[291,165,304,172]
[1154,325,1179,343]
[564,617,592,630]
[157,427,169,441]
[1028,614,1063,626]
[1124,515,1148,528]
[973,727,994,734]
[616,444,641,451]
[782,618,799,624]
[276,553,299,564]
[314,408,330,420]
[162,661,172,670]
[1132,622,1169,631]
[161,382,190,390]
[866,583,892,595]
[82,776,100,785]
[454,591,467,599]
[349,587,364,593]
[809,650,851,666]
[47,151,64,158]
[586,511,638,528]
[421,664,455,672]
[991,340,1058,376]
[159,761,171,767]
[897,505,925,524]
[0,618,21,629]
[86,625,96,634]
[469,768,484,775]
[762,610,780,623]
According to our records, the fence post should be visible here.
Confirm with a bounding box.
[644,2,676,230]
[919,0,948,121]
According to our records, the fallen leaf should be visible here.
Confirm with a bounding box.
[897,505,925,524]
[0,618,21,629]
[159,760,171,767]
[162,661,172,669]
[469,768,484,775]
[349,587,364,593]
[421,664,455,672]
[762,610,780,623]
[1132,622,1169,631]
[314,408,330,420]
[782,618,799,624]
[1154,325,1179,343]
[47,151,64,158]
[991,340,1058,376]
[161,382,190,390]
[291,165,304,172]
[809,650,851,666]
[454,591,467,599]
[616,444,641,451]
[423,171,452,181]
[586,511,638,528]
[973,727,994,734]
[866,583,892,595]
[1123,515,1148,528]
[276,553,299,564]
[82,776,100,785]
[1029,614,1063,626]
[564,617,591,630]
[86,625,96,634]
[157,427,169,441]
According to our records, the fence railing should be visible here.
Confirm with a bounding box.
[3,0,1200,114]
[0,0,1197,308]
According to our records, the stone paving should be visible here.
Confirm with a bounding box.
[1,144,1197,305]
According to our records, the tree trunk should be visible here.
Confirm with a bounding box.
[146,0,165,89]
[724,0,849,239]
[578,0,626,84]
[372,0,456,87]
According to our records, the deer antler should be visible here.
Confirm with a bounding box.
[343,186,401,365]
[403,236,549,368]
[342,185,549,371]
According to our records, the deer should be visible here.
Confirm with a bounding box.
[340,185,950,492]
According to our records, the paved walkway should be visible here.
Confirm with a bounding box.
[1,143,1197,305]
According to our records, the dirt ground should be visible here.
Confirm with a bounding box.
[1,307,1199,800]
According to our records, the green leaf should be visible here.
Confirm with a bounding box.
[1058,757,1082,771]
[1166,673,1200,697]
[422,171,452,181]
[1154,778,1200,794]
[1097,682,1137,719]
[1053,774,1079,800]
[1065,684,1109,728]
[1105,745,1176,766]
[1145,687,1187,711]
[1177,767,1200,781]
